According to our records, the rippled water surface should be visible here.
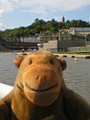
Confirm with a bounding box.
[0,53,90,103]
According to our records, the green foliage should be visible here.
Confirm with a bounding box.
[0,18,90,38]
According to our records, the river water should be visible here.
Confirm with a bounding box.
[0,53,90,104]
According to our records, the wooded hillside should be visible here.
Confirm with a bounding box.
[0,19,90,38]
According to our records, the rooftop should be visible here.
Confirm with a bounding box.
[70,27,90,32]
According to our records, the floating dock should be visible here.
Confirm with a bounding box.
[54,54,90,59]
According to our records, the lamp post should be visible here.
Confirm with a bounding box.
[59,30,61,41]
[85,35,87,46]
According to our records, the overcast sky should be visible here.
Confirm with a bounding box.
[0,0,90,31]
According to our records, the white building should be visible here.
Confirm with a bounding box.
[20,36,39,43]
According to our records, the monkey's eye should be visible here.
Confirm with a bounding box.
[29,60,32,65]
[50,60,54,65]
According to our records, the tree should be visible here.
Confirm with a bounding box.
[77,20,83,27]
[70,20,77,27]
[58,22,63,29]
[4,29,11,37]
[65,20,71,28]
[50,27,56,31]
[24,28,31,37]
[9,31,14,37]
[0,31,4,37]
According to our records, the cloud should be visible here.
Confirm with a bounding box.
[21,9,48,14]
[19,0,90,12]
[0,9,4,17]
[0,0,90,16]
[0,0,90,30]
[0,22,17,31]
[0,0,19,17]
[0,23,7,30]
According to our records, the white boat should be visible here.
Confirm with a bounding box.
[0,83,13,99]
[14,52,27,55]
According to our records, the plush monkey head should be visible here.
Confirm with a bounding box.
[14,51,67,106]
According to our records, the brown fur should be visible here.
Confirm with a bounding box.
[0,51,90,120]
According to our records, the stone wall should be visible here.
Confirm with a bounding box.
[87,41,90,45]
[58,40,85,51]
[0,45,9,52]
[39,40,58,52]
[39,40,86,52]
[68,45,90,52]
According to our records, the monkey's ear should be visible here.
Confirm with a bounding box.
[14,56,24,68]
[58,59,67,71]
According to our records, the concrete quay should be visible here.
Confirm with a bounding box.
[15,52,90,59]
